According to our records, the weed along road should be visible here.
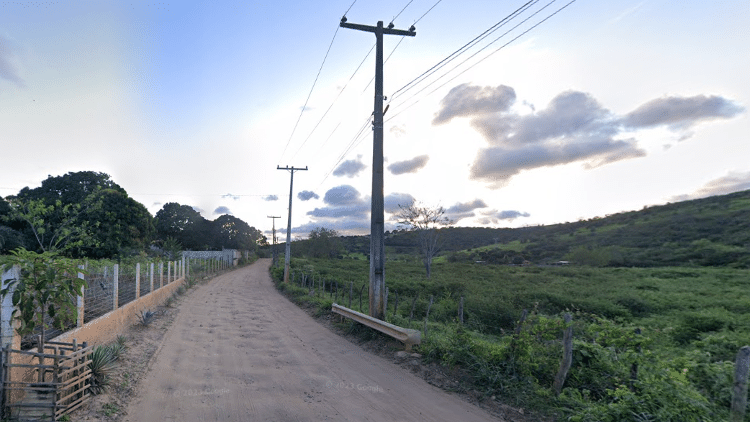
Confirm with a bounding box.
[124,259,503,421]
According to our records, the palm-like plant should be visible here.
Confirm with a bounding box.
[88,345,118,394]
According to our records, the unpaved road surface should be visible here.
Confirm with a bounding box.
[124,259,504,421]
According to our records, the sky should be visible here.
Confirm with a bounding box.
[1,0,748,240]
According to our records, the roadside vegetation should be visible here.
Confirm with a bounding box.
[272,189,750,421]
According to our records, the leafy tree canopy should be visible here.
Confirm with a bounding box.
[76,188,155,258]
[17,171,125,205]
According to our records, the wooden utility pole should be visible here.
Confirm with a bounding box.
[340,17,415,320]
[267,215,281,267]
[277,165,307,282]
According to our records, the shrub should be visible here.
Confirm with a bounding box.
[88,345,118,394]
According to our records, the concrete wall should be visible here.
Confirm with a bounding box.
[183,249,243,266]
[51,275,187,346]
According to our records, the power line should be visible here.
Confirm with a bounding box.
[290,43,376,162]
[317,114,372,189]
[387,0,577,122]
[278,26,341,163]
[390,0,538,103]
[413,0,443,25]
[390,0,415,25]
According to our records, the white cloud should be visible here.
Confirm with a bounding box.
[387,155,429,175]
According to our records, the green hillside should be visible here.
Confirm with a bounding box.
[385,189,750,268]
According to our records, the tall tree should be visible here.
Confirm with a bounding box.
[211,214,265,250]
[154,203,210,250]
[0,196,27,253]
[396,201,454,278]
[16,171,125,205]
[77,188,155,258]
[306,227,341,259]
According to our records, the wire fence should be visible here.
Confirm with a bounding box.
[12,258,224,349]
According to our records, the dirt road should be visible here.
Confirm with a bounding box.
[124,259,504,421]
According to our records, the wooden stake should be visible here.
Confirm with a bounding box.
[553,313,573,396]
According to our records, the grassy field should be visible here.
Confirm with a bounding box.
[272,258,750,421]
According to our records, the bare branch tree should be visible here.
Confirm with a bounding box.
[396,200,454,278]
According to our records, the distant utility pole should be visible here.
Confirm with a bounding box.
[277,165,308,283]
[267,215,281,267]
[340,17,415,320]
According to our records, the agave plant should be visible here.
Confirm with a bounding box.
[88,345,118,395]
[137,310,156,326]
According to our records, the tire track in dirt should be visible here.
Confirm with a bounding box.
[124,259,504,421]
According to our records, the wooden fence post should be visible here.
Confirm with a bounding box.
[423,295,434,338]
[514,309,528,335]
[135,263,141,299]
[359,284,366,313]
[458,296,464,324]
[76,265,85,328]
[630,327,642,390]
[553,313,573,396]
[409,293,419,324]
[113,264,119,311]
[384,287,389,318]
[731,346,750,422]
[159,262,163,288]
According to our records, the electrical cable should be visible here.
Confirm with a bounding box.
[290,43,376,162]
[389,0,537,103]
[278,26,341,163]
[317,114,372,188]
[278,0,360,163]
[390,0,415,25]
[387,0,577,122]
[413,0,443,25]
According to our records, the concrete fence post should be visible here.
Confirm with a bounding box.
[113,264,119,310]
[1,266,19,349]
[159,262,163,288]
[135,263,141,299]
[168,261,171,284]
[76,265,85,327]
[150,263,154,293]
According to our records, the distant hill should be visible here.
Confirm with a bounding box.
[379,189,750,268]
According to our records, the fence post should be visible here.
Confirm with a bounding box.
[135,263,141,299]
[553,313,573,396]
[630,327,642,390]
[409,293,419,324]
[423,295,434,338]
[1,266,19,349]
[458,296,464,324]
[168,261,172,284]
[159,262,164,288]
[113,264,119,310]
[731,346,750,422]
[384,287,389,319]
[150,263,154,293]
[76,265,85,328]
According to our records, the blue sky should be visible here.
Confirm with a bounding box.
[1,0,748,239]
